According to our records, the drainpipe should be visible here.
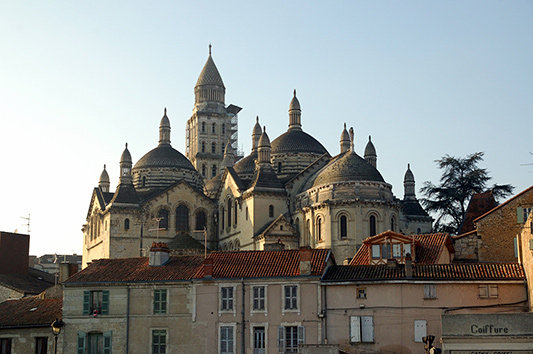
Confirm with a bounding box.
[241,278,245,354]
[126,286,130,353]
[324,285,328,344]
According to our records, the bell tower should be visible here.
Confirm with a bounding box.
[186,45,242,180]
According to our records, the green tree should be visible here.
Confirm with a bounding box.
[420,152,514,234]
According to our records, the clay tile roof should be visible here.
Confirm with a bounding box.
[458,191,497,234]
[194,249,331,279]
[0,297,62,329]
[323,263,524,282]
[350,232,452,265]
[64,256,205,284]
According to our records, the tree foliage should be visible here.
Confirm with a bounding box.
[420,152,514,234]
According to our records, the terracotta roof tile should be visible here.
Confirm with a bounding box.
[194,249,331,279]
[323,263,525,281]
[350,232,452,265]
[64,256,204,284]
[0,297,62,328]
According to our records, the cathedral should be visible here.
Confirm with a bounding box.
[82,48,432,267]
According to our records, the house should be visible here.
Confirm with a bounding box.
[0,296,63,354]
[454,185,533,263]
[62,243,334,353]
[322,261,527,354]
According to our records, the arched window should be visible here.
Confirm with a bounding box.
[222,124,225,134]
[277,162,282,173]
[212,164,217,178]
[158,209,169,230]
[142,176,146,187]
[227,200,232,229]
[369,215,377,236]
[235,238,240,251]
[124,218,130,230]
[234,200,238,225]
[221,207,225,230]
[340,215,347,239]
[212,123,216,133]
[195,210,207,230]
[269,205,274,218]
[176,205,189,231]
[201,122,206,133]
[201,141,206,153]
[317,217,323,241]
[211,142,216,154]
[294,218,300,235]
[201,164,206,177]
[306,219,311,244]
[390,216,396,232]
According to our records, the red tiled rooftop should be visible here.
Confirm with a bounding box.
[0,297,62,328]
[194,249,332,279]
[323,263,525,281]
[350,232,453,265]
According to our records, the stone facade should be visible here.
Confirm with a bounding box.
[477,185,533,262]
[452,230,479,261]
[518,210,533,311]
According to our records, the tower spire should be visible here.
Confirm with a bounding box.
[288,90,302,131]
[209,43,212,55]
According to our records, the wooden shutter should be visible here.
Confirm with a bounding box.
[83,291,90,315]
[103,331,112,354]
[414,320,427,342]
[77,331,86,354]
[517,207,524,223]
[350,316,361,343]
[101,290,109,315]
[277,326,285,353]
[361,316,374,342]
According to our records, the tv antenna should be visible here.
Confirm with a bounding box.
[149,217,165,241]
[20,214,31,234]
[521,152,533,172]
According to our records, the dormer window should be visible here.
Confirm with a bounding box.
[371,242,412,263]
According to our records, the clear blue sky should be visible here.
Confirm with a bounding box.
[1,1,532,256]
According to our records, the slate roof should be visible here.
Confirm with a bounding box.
[271,130,328,155]
[322,263,525,282]
[458,191,497,234]
[350,232,453,265]
[0,268,55,296]
[196,54,225,88]
[133,145,197,171]
[195,249,332,279]
[400,199,431,218]
[0,297,62,329]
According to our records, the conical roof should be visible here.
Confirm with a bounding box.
[404,163,415,183]
[364,136,376,157]
[195,54,225,88]
[340,123,350,142]
[121,143,132,163]
[253,116,262,136]
[289,89,301,111]
[99,165,110,183]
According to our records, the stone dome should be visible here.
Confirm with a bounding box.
[404,163,415,183]
[233,152,258,176]
[309,151,385,188]
[289,90,301,111]
[99,165,110,184]
[133,145,196,171]
[271,130,328,155]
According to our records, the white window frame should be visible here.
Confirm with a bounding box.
[277,323,305,353]
[219,284,237,316]
[414,320,427,342]
[219,323,237,354]
[251,285,268,315]
[350,316,374,343]
[250,322,269,354]
[424,284,436,300]
[282,285,299,315]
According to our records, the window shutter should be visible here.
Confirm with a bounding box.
[361,316,374,342]
[103,331,112,354]
[489,285,498,298]
[161,289,167,313]
[77,331,86,354]
[350,316,361,343]
[298,326,305,345]
[277,326,285,353]
[414,320,427,342]
[83,291,90,315]
[517,207,524,223]
[101,290,109,315]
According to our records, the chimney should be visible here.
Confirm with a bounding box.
[149,242,170,266]
[59,262,79,283]
[405,253,413,278]
[299,247,312,276]
[203,258,213,278]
